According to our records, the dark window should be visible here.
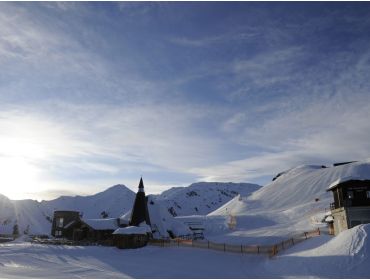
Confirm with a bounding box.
[57,217,64,227]
[347,191,354,199]
[367,191,370,199]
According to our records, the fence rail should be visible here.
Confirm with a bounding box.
[30,238,113,246]
[148,228,321,257]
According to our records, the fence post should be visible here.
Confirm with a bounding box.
[304,232,307,239]
[291,238,294,245]
[224,243,226,252]
[318,227,320,235]
[241,244,243,253]
[178,239,179,247]
[257,245,260,254]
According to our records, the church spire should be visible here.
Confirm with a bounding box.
[138,177,144,192]
[129,177,151,226]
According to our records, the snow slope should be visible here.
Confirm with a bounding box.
[155,182,261,216]
[40,184,135,219]
[265,224,370,278]
[0,195,52,235]
[204,161,370,244]
[0,185,135,235]
[0,224,369,278]
[146,195,191,239]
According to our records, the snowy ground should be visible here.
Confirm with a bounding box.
[1,224,369,278]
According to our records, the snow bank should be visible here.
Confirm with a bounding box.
[265,224,370,278]
[289,224,369,257]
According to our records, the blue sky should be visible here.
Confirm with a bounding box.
[1,2,370,200]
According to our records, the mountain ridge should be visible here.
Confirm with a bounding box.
[0,181,261,235]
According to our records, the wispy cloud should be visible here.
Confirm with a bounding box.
[169,30,258,48]
[1,2,370,199]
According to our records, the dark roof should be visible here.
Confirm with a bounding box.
[327,178,370,191]
[129,178,151,226]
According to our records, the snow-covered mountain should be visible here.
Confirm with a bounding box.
[0,182,261,235]
[155,182,261,216]
[0,194,51,236]
[40,184,136,219]
[0,185,135,235]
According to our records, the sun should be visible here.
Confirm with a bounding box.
[0,156,41,200]
[0,139,42,199]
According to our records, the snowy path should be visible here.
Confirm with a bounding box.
[1,225,370,279]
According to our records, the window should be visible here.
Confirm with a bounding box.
[55,230,62,237]
[57,217,64,227]
[367,191,370,199]
[347,191,354,199]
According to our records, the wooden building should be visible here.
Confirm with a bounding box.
[111,177,153,249]
[73,218,119,244]
[51,210,81,239]
[113,225,151,249]
[50,177,153,247]
[51,210,119,243]
[327,178,370,235]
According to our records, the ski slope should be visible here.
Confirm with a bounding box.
[204,161,370,245]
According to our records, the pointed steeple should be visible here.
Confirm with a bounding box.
[129,177,151,226]
[138,177,144,193]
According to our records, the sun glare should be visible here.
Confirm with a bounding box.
[0,137,46,200]
[0,156,41,200]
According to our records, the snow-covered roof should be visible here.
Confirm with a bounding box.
[82,218,118,230]
[119,210,131,224]
[113,225,151,235]
[325,216,334,222]
[327,176,369,191]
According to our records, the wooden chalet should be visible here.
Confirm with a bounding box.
[327,177,370,235]
[113,224,151,249]
[51,211,119,244]
[51,210,81,239]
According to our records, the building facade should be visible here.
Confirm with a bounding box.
[327,179,370,235]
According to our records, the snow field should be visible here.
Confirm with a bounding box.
[0,224,369,278]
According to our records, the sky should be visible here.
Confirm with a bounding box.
[1,2,370,200]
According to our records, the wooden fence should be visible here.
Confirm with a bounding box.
[30,237,113,246]
[0,234,15,243]
[148,228,321,257]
